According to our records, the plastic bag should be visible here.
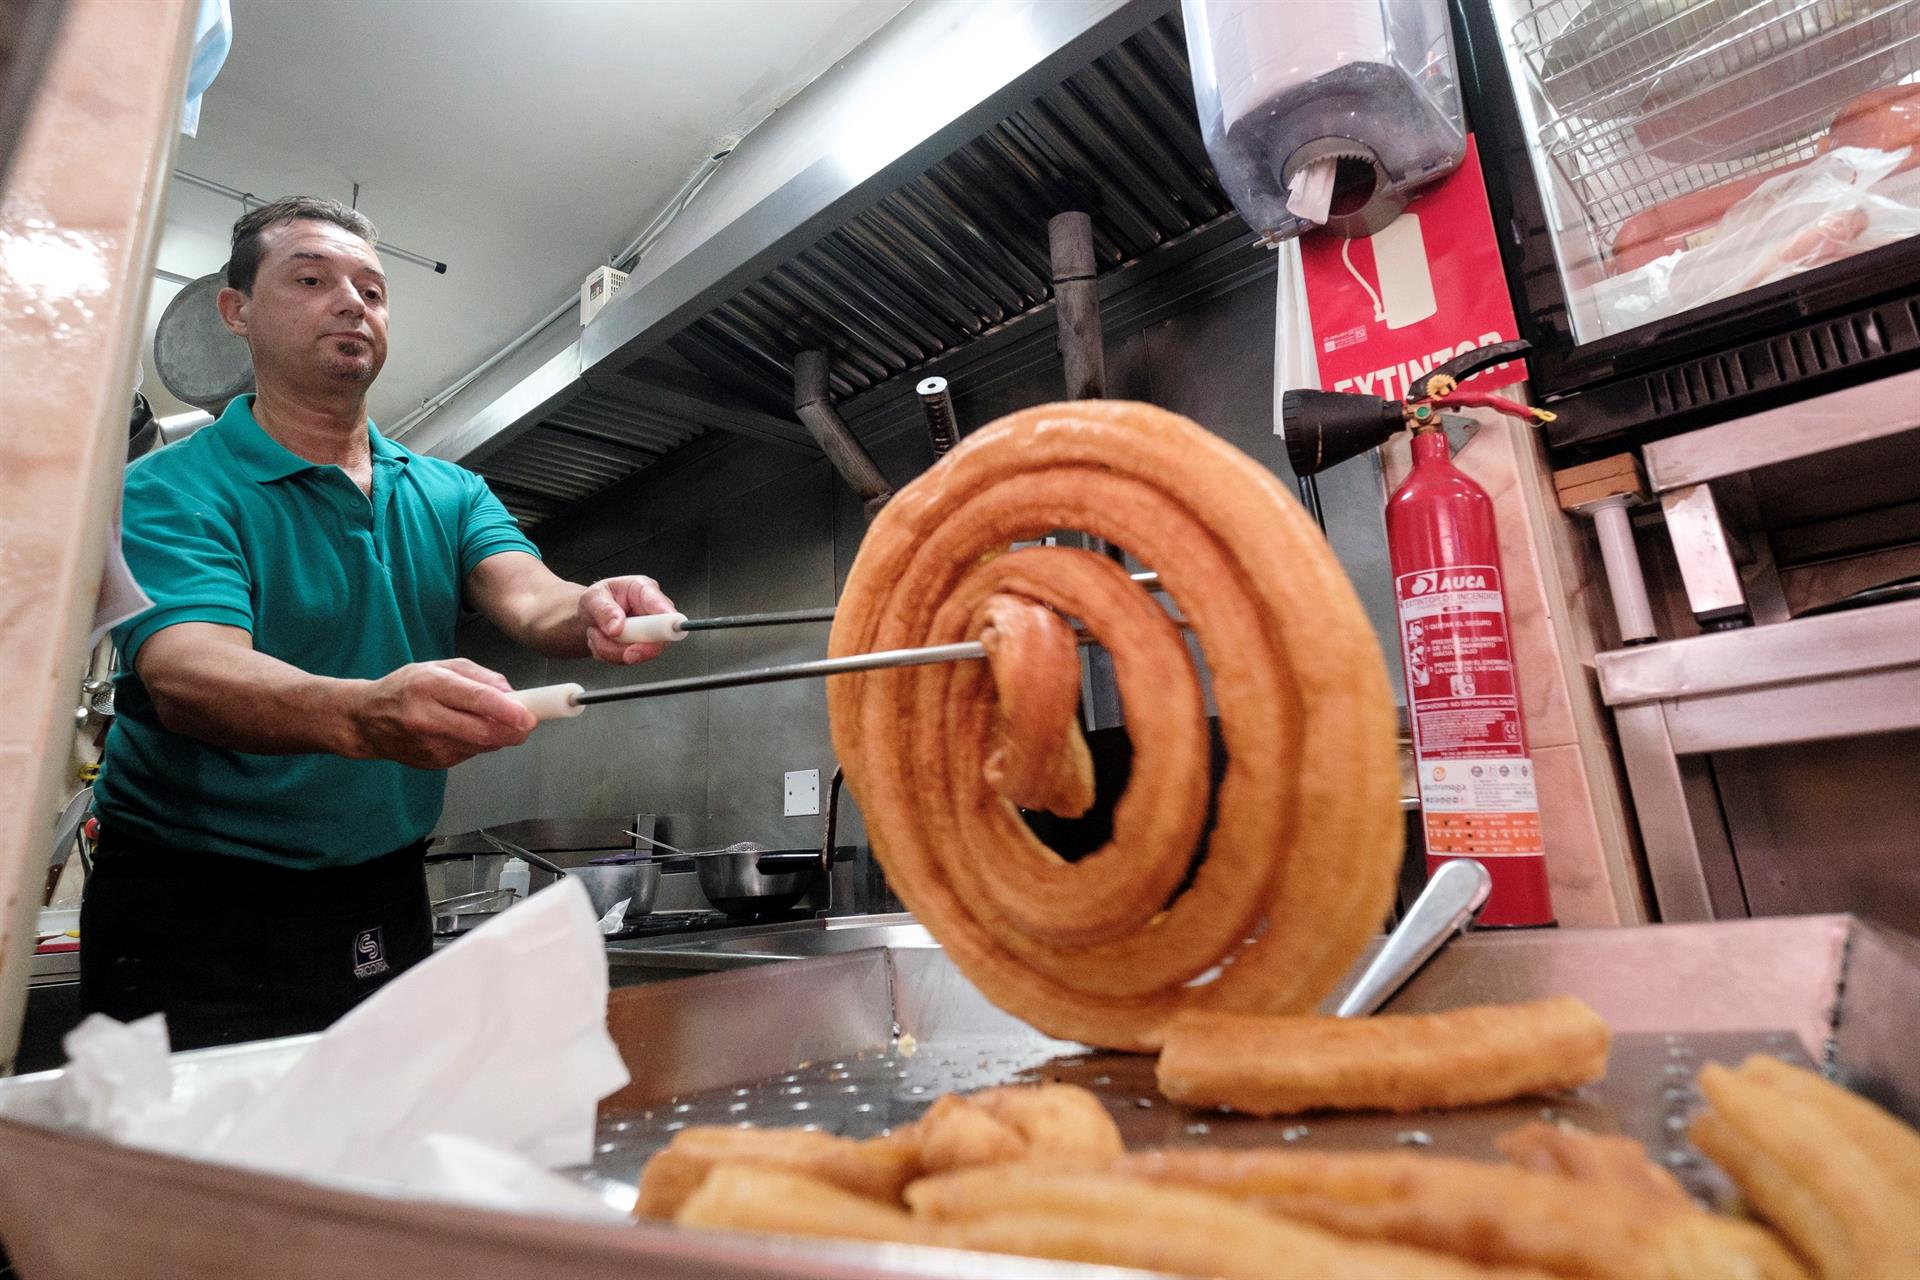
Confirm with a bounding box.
[1600,147,1920,332]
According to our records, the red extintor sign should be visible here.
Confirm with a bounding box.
[1300,135,1522,398]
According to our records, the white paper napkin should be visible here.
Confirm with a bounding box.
[54,877,631,1220]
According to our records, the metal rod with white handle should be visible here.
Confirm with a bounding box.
[1333,858,1493,1018]
[615,607,839,645]
[529,572,1177,722]
[615,574,1164,647]
[508,641,993,721]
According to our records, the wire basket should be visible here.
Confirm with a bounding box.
[1510,0,1920,239]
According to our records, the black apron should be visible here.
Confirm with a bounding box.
[79,828,433,1051]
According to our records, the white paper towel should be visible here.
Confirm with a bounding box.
[54,878,631,1220]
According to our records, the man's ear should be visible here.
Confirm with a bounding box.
[216,285,248,338]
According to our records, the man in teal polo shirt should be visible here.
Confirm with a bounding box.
[86,196,675,1048]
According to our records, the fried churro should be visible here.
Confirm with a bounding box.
[636,1083,1119,1218]
[677,1164,931,1245]
[1496,1122,1694,1213]
[828,401,1402,1051]
[1155,996,1611,1115]
[1690,1055,1920,1280]
[1108,1148,1806,1280]
[680,1163,1561,1278]
[912,1082,1123,1175]
[905,1166,1558,1279]
[635,1126,918,1219]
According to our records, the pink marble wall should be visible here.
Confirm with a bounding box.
[0,0,194,1068]
[1384,416,1650,927]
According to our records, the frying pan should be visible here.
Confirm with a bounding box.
[608,841,845,917]
[635,766,854,916]
[153,271,253,414]
[693,843,840,917]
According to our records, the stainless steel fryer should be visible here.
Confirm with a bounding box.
[0,913,1914,1279]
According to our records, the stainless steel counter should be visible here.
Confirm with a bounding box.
[606,912,934,977]
[29,949,79,987]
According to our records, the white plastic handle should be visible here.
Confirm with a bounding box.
[509,682,586,721]
[618,612,688,644]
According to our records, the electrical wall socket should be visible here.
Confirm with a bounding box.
[783,769,820,817]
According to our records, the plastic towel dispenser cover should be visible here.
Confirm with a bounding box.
[1181,0,1467,241]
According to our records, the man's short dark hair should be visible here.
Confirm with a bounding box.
[226,197,378,293]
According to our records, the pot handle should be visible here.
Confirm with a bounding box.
[754,847,848,874]
[425,831,573,880]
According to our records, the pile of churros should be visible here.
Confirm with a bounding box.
[640,1055,1920,1279]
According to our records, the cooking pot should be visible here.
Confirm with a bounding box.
[567,862,660,923]
[693,842,825,916]
[679,766,854,916]
[430,887,516,937]
[424,831,662,929]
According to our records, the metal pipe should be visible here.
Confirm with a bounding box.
[1048,211,1106,400]
[1590,498,1659,646]
[917,375,961,455]
[1048,214,1125,732]
[173,169,448,274]
[1297,473,1326,529]
[793,349,893,518]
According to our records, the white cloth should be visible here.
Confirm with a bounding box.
[179,0,232,136]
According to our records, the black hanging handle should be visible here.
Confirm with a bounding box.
[1414,340,1533,400]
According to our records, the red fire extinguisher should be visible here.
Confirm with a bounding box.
[1387,380,1556,927]
[1283,341,1559,926]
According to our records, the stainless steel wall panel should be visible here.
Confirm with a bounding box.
[1712,732,1920,934]
[440,523,717,849]
[437,619,551,831]
[702,463,841,850]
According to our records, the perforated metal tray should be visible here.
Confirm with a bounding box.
[587,927,1868,1214]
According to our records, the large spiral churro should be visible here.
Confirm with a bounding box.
[827,401,1402,1050]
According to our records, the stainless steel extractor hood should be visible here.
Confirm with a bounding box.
[401,0,1260,530]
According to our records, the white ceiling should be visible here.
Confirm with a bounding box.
[141,0,912,425]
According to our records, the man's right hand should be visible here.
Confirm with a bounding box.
[346,658,538,769]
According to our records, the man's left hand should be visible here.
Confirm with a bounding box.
[578,575,679,665]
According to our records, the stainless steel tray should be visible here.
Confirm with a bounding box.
[2,914,1916,1279]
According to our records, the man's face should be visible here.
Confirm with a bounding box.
[218,219,388,392]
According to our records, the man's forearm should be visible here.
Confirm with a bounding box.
[141,637,366,756]
[499,577,594,658]
[465,553,674,664]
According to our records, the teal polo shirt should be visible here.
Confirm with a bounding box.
[93,396,539,868]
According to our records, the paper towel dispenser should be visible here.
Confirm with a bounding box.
[1182,0,1467,241]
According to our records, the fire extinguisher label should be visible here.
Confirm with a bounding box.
[1395,564,1544,857]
